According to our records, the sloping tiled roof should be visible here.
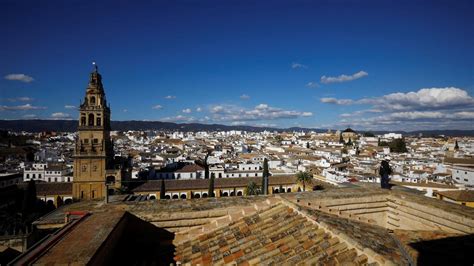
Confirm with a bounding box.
[19,182,72,195]
[174,204,368,265]
[175,164,204,173]
[437,190,474,202]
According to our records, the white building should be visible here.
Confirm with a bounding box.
[452,166,474,186]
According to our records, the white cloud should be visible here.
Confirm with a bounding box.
[6,97,34,102]
[0,104,46,111]
[210,103,313,122]
[196,107,202,112]
[320,98,354,105]
[4,74,34,83]
[64,105,76,109]
[182,108,192,113]
[320,71,368,84]
[324,87,474,131]
[123,109,128,113]
[152,105,163,110]
[51,112,71,119]
[240,94,250,100]
[291,62,308,69]
[306,82,319,88]
[164,95,176,99]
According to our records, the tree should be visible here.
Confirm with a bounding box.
[389,138,408,153]
[208,173,215,197]
[22,179,37,216]
[296,171,312,192]
[377,138,381,146]
[339,134,344,144]
[363,132,375,137]
[56,196,64,208]
[454,140,459,150]
[245,181,259,196]
[262,158,269,195]
[306,142,310,149]
[204,152,210,180]
[346,138,353,146]
[160,178,166,199]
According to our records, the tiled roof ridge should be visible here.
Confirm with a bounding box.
[277,196,390,265]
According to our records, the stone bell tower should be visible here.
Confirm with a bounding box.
[73,63,113,200]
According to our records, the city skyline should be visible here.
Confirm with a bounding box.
[1,0,473,131]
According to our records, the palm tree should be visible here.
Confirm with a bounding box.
[296,171,312,192]
[245,181,259,196]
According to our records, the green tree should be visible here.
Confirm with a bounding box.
[296,171,312,192]
[454,140,459,150]
[262,158,269,195]
[389,138,408,153]
[56,196,64,208]
[208,173,215,197]
[346,138,353,146]
[160,178,166,199]
[204,152,210,180]
[245,181,259,196]
[339,133,344,144]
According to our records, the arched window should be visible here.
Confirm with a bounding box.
[194,193,201,198]
[165,195,171,199]
[96,117,101,126]
[237,191,243,196]
[90,96,96,105]
[180,194,187,199]
[26,174,30,179]
[172,194,179,199]
[88,114,94,126]
[222,192,228,197]
[149,195,156,200]
[81,116,86,126]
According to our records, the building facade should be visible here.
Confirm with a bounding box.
[72,65,114,200]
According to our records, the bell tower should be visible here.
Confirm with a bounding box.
[73,63,113,200]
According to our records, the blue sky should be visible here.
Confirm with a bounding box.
[1,0,473,130]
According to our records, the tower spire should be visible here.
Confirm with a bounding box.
[92,61,98,73]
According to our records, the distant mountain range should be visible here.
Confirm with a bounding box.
[1,119,473,136]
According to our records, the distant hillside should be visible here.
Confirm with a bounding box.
[0,120,473,136]
[0,119,320,133]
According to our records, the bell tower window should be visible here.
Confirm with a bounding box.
[90,96,96,105]
[97,117,101,126]
[81,116,86,126]
[88,113,94,126]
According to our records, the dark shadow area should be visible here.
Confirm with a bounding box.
[91,212,175,266]
[410,234,474,265]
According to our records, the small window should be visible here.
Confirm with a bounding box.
[84,139,89,144]
[96,117,101,126]
[464,179,468,182]
[93,138,98,144]
[90,96,96,105]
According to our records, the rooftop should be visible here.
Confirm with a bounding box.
[19,184,474,265]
